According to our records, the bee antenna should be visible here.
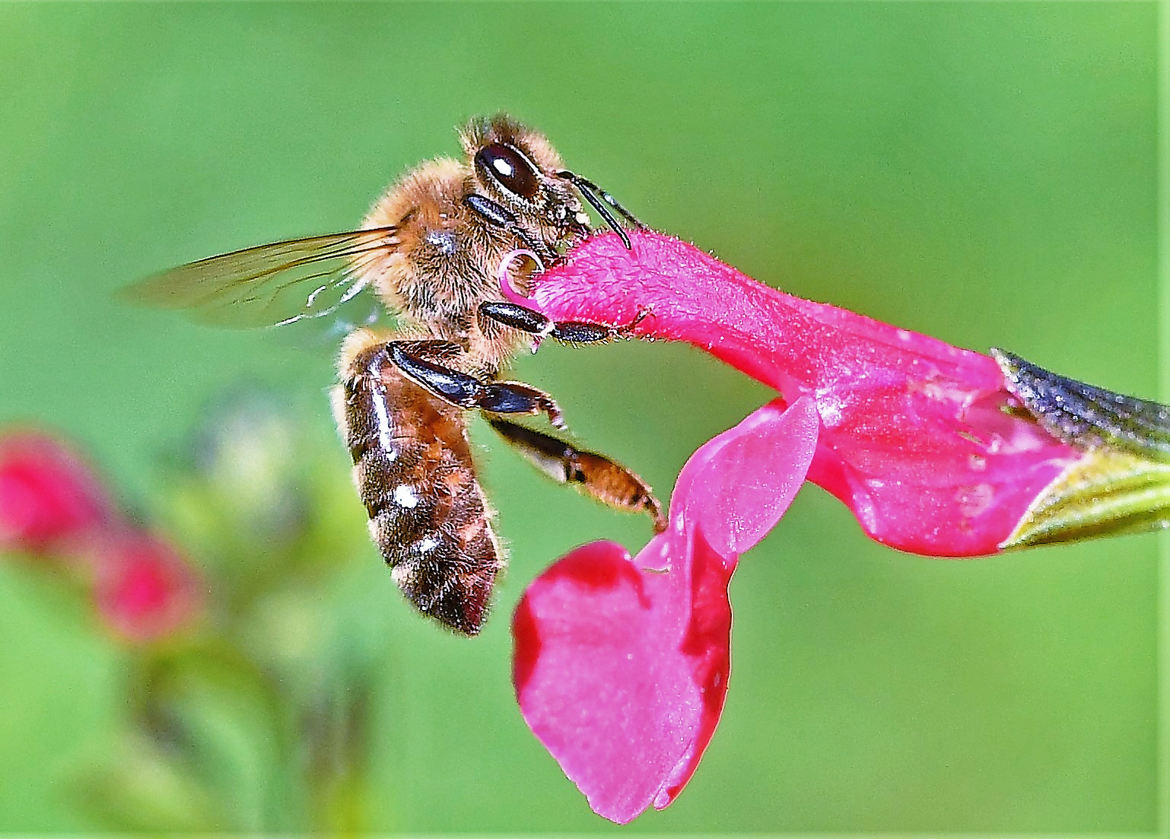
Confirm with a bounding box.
[556,170,635,250]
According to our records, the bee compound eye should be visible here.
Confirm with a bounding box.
[475,143,541,202]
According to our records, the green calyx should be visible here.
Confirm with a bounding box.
[993,348,1170,549]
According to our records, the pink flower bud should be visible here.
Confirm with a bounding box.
[0,431,113,554]
[92,530,202,643]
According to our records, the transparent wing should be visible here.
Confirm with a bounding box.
[121,227,399,328]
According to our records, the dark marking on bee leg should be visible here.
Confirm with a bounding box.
[489,418,666,532]
[462,194,555,264]
[386,341,566,429]
[479,301,649,344]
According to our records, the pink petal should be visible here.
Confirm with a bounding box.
[527,231,1081,555]
[0,431,114,554]
[514,397,819,823]
[92,529,203,643]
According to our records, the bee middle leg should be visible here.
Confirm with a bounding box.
[489,418,666,533]
[478,301,649,344]
[386,340,566,429]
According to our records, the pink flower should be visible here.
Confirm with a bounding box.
[509,231,1081,556]
[91,529,203,644]
[0,431,113,554]
[508,230,1088,822]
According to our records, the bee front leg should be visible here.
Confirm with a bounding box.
[478,301,649,345]
[463,195,557,264]
[386,341,566,429]
[489,418,666,533]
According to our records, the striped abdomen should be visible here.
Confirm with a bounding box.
[334,340,502,635]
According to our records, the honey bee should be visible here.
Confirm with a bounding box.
[127,115,665,635]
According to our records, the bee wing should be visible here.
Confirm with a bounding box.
[121,227,399,328]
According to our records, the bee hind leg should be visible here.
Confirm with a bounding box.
[489,418,666,533]
[386,340,566,429]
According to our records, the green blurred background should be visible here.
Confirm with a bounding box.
[0,2,1160,833]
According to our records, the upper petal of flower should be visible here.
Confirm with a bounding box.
[524,231,1081,555]
[0,431,114,554]
[92,529,203,643]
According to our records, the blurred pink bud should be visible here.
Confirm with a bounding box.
[514,398,819,823]
[92,530,202,643]
[0,431,114,554]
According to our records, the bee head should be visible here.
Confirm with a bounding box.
[461,114,589,235]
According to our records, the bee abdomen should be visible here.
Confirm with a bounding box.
[334,336,503,635]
